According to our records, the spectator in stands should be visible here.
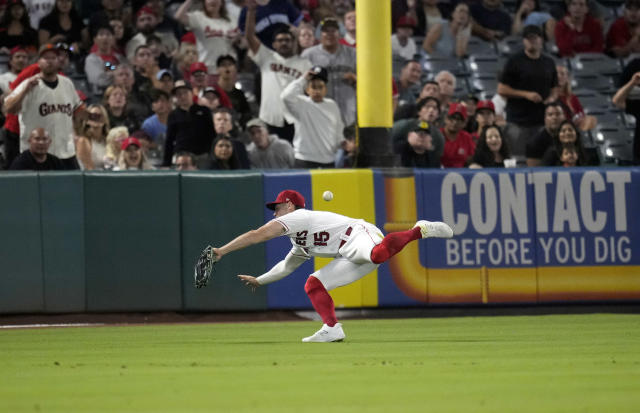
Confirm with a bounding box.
[145,0,182,41]
[208,135,241,170]
[526,101,565,166]
[606,0,640,58]
[126,6,178,61]
[541,120,590,166]
[555,0,604,57]
[212,107,250,168]
[115,136,154,170]
[471,99,497,142]
[405,0,452,37]
[104,85,142,133]
[141,88,170,154]
[612,59,640,164]
[556,64,597,131]
[85,24,123,97]
[89,0,132,31]
[104,125,128,167]
[302,17,357,126]
[512,0,555,41]
[297,22,317,53]
[239,0,304,49]
[392,96,444,166]
[132,44,160,103]
[335,124,357,168]
[108,17,127,54]
[173,151,198,170]
[398,121,441,168]
[339,9,355,47]
[146,34,172,70]
[282,66,344,168]
[216,54,252,128]
[470,0,512,41]
[75,104,110,170]
[111,64,152,123]
[395,59,422,107]
[468,125,511,168]
[155,69,174,95]
[23,0,55,30]
[0,0,38,53]
[498,25,558,157]
[164,79,215,167]
[9,127,66,170]
[434,70,456,113]
[558,141,579,166]
[38,0,88,52]
[245,2,312,143]
[173,39,199,81]
[462,93,479,133]
[246,118,295,169]
[394,80,441,121]
[4,43,84,169]
[392,16,418,61]
[440,103,475,168]
[423,2,471,58]
[0,46,28,95]
[174,0,240,73]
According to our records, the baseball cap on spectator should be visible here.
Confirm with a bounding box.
[181,32,196,44]
[189,62,208,75]
[10,46,26,56]
[136,6,155,19]
[216,54,237,67]
[463,93,478,103]
[522,25,543,38]
[266,190,306,210]
[411,121,431,134]
[246,118,267,130]
[476,100,495,113]
[447,102,468,120]
[309,66,328,83]
[396,16,417,29]
[202,86,220,98]
[320,18,340,31]
[156,69,173,81]
[121,137,142,150]
[38,43,59,57]
[172,79,191,94]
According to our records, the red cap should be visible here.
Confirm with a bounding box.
[396,16,417,28]
[136,6,155,19]
[10,46,26,56]
[266,190,306,210]
[447,102,468,120]
[476,100,495,113]
[121,137,141,150]
[181,32,196,44]
[189,62,208,75]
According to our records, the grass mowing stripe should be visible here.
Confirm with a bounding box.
[0,314,638,412]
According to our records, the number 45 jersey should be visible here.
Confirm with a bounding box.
[274,209,368,258]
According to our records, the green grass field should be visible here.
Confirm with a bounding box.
[1,314,639,412]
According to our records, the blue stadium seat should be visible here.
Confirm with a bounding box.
[571,72,616,93]
[466,38,498,56]
[420,55,468,77]
[469,73,498,95]
[572,88,612,110]
[467,54,507,75]
[569,52,622,76]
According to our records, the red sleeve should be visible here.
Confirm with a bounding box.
[9,63,41,90]
[554,18,575,57]
[570,94,584,117]
[213,84,232,109]
[606,18,631,50]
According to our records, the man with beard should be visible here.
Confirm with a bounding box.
[4,44,85,169]
[125,6,178,61]
[525,102,565,166]
[440,102,475,168]
[392,96,445,167]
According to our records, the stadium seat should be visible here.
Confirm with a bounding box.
[466,38,498,56]
[420,55,468,77]
[572,88,612,110]
[571,73,616,93]
[467,54,507,75]
[569,53,622,76]
[497,35,523,56]
[469,73,498,95]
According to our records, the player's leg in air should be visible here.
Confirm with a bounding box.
[370,220,453,264]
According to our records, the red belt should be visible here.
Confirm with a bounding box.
[339,226,353,249]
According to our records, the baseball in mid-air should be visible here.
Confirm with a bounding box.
[323,190,334,201]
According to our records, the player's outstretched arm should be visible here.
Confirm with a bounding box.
[214,220,285,259]
[237,250,307,291]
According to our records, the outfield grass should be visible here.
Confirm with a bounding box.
[0,314,639,412]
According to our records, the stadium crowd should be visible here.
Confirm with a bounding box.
[0,0,639,171]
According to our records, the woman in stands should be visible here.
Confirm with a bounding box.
[556,64,597,131]
[407,0,452,37]
[103,85,141,133]
[76,104,111,170]
[0,0,38,54]
[422,2,470,58]
[541,120,596,166]
[208,135,241,170]
[468,125,512,168]
[115,136,154,171]
[38,0,88,51]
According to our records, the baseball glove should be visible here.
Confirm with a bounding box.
[194,245,218,289]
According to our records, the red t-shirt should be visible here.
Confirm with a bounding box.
[555,15,604,56]
[606,17,630,51]
[440,128,476,168]
[559,93,585,122]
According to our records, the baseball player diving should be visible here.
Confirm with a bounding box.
[212,189,454,342]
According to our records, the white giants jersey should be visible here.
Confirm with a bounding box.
[249,44,311,127]
[14,76,82,158]
[274,209,363,258]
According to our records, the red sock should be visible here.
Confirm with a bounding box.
[304,276,337,327]
[370,227,421,264]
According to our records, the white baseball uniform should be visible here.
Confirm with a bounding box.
[12,76,82,159]
[249,44,312,127]
[271,209,383,291]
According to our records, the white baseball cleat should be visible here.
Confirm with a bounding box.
[302,323,346,342]
[414,220,454,239]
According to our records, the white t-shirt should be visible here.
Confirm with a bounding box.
[275,209,361,258]
[24,0,55,29]
[187,10,238,73]
[391,34,417,61]
[249,44,312,127]
[0,72,17,94]
[13,76,82,159]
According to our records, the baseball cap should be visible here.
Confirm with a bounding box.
[216,54,237,67]
[38,43,59,57]
[181,32,196,44]
[156,68,173,81]
[309,66,328,83]
[411,121,431,134]
[246,118,266,129]
[121,137,141,150]
[136,6,155,19]
[447,102,468,120]
[202,86,220,97]
[320,18,340,31]
[10,46,26,56]
[266,190,306,210]
[476,100,495,113]
[396,16,417,28]
[522,25,543,39]
[172,79,191,94]
[189,62,208,75]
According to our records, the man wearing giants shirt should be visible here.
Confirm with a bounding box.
[4,44,85,169]
[245,0,311,143]
[211,189,453,342]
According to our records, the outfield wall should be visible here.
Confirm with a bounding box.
[0,168,638,314]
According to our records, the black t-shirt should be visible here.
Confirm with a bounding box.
[470,148,505,168]
[0,27,38,50]
[164,104,215,165]
[500,51,558,126]
[38,12,85,44]
[620,58,640,163]
[526,127,552,159]
[399,141,438,168]
[9,150,66,171]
